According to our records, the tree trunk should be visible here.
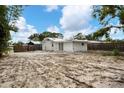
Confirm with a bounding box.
[0,53,3,57]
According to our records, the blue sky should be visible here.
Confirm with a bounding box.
[22,6,62,32]
[10,5,124,43]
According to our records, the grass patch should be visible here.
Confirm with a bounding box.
[102,49,124,56]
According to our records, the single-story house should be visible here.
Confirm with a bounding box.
[42,38,88,52]
[27,41,42,50]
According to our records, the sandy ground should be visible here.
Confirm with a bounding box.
[0,51,124,88]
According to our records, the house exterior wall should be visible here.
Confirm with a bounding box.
[42,40,53,51]
[42,39,87,52]
[63,42,74,52]
[42,40,59,51]
[73,42,87,52]
[53,42,59,51]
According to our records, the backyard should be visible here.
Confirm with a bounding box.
[0,51,124,88]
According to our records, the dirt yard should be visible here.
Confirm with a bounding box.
[0,51,124,88]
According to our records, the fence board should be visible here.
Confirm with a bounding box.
[14,45,42,52]
[88,43,124,51]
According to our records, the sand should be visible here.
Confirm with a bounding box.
[0,51,124,88]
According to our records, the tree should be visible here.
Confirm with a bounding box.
[13,41,24,46]
[92,5,124,40]
[0,5,23,57]
[74,33,86,40]
[38,34,45,41]
[85,34,95,40]
[28,33,40,41]
[29,31,63,41]
[74,33,99,40]
[42,32,63,38]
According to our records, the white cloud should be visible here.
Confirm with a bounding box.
[45,5,58,12]
[47,26,60,33]
[15,17,26,30]
[10,17,38,43]
[107,21,124,40]
[63,26,97,39]
[110,28,124,40]
[60,5,94,39]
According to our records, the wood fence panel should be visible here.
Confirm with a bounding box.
[87,43,124,51]
[14,45,42,52]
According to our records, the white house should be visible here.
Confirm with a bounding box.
[42,38,88,52]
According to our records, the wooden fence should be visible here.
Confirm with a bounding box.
[14,43,124,52]
[14,45,42,52]
[87,43,124,51]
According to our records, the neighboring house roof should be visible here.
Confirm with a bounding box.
[28,41,41,45]
[28,41,34,45]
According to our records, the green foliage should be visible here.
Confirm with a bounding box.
[112,49,120,56]
[104,37,112,42]
[0,40,9,55]
[119,10,124,24]
[92,27,111,40]
[42,32,63,38]
[13,41,24,46]
[102,49,120,56]
[74,33,86,40]
[104,39,124,43]
[0,5,23,57]
[85,34,94,40]
[28,33,40,41]
[0,6,23,32]
[28,31,63,41]
[92,5,124,39]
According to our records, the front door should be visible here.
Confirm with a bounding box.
[59,43,63,51]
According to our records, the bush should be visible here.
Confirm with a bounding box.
[102,49,121,56]
[112,49,120,56]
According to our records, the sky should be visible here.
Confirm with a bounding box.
[10,5,124,43]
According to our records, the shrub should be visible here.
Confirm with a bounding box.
[112,49,120,56]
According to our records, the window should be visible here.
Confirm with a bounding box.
[81,43,84,46]
[52,43,54,47]
[46,39,50,41]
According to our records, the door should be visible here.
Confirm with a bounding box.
[59,43,63,51]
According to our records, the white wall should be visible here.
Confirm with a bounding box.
[73,42,87,52]
[63,42,73,52]
[42,40,59,51]
[53,42,59,51]
[42,40,53,51]
[42,40,87,52]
